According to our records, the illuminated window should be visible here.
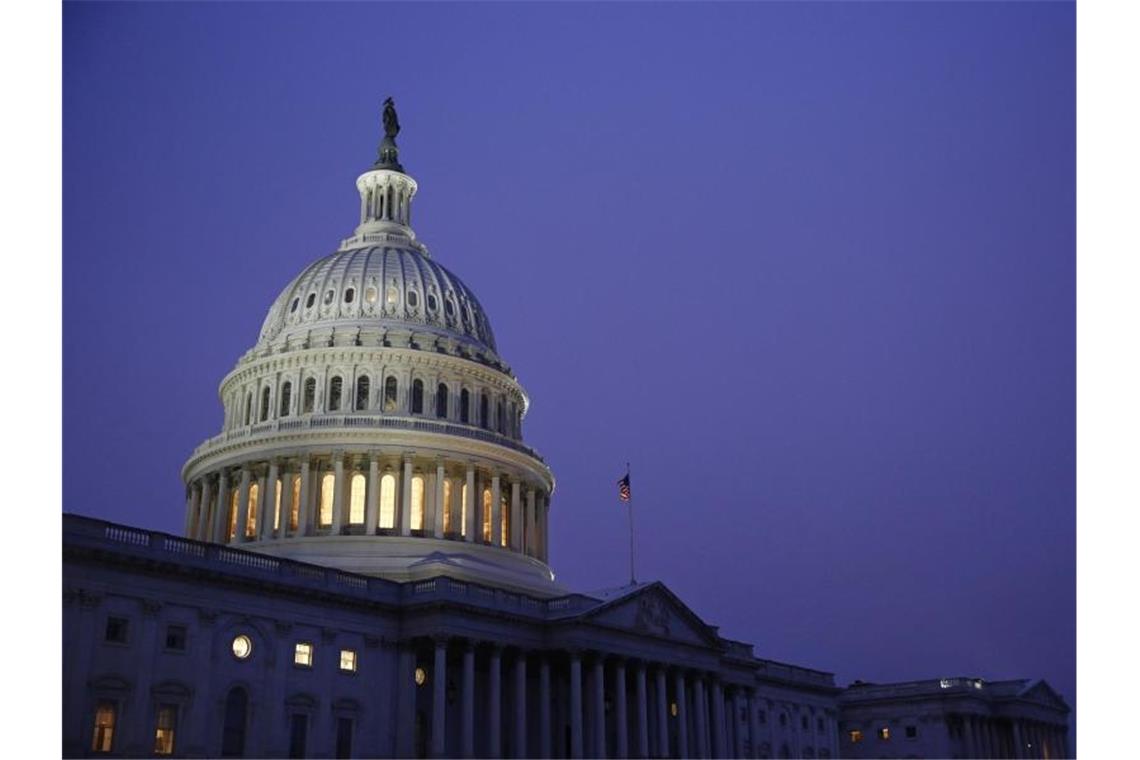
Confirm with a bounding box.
[104,616,128,644]
[340,649,357,673]
[91,701,116,753]
[414,667,426,686]
[260,387,270,422]
[411,475,425,530]
[878,727,890,741]
[153,703,177,755]
[231,634,252,659]
[303,378,316,413]
[323,289,334,305]
[246,482,259,538]
[328,376,343,412]
[279,381,292,417]
[379,473,396,529]
[460,482,468,537]
[229,489,239,539]
[349,473,366,524]
[289,476,301,531]
[355,375,370,411]
[273,477,283,531]
[344,287,355,304]
[848,730,863,744]
[500,493,509,546]
[442,479,454,534]
[365,286,378,304]
[384,376,398,412]
[164,624,187,652]
[670,702,678,717]
[319,473,335,527]
[386,285,399,305]
[436,383,448,418]
[294,642,313,667]
[412,379,424,414]
[482,487,492,542]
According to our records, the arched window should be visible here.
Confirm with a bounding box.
[302,378,316,413]
[480,393,489,430]
[328,377,343,412]
[497,397,505,434]
[289,476,301,532]
[260,387,270,422]
[436,383,448,419]
[279,382,292,417]
[319,472,335,527]
[355,376,370,411]
[246,482,259,539]
[379,473,396,530]
[411,379,424,414]
[442,479,454,534]
[482,487,492,543]
[460,388,470,424]
[500,492,509,547]
[273,477,283,532]
[220,687,248,758]
[384,376,398,412]
[91,701,116,753]
[244,393,252,426]
[411,475,425,531]
[349,473,366,524]
[460,482,468,537]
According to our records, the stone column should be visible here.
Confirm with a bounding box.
[254,469,268,540]
[593,657,607,758]
[235,466,252,543]
[432,639,448,758]
[541,493,551,561]
[262,459,279,540]
[492,474,503,546]
[465,464,476,542]
[514,652,527,758]
[125,600,161,754]
[366,453,380,535]
[614,659,628,759]
[274,468,290,539]
[461,643,475,759]
[655,668,669,759]
[510,480,522,550]
[331,452,346,534]
[747,691,761,760]
[693,677,707,759]
[434,461,446,539]
[540,655,553,759]
[489,645,502,757]
[212,472,229,542]
[710,681,726,758]
[526,487,537,556]
[635,663,649,759]
[196,479,212,542]
[298,456,312,536]
[675,671,689,760]
[184,482,199,537]
[571,652,584,759]
[401,456,413,535]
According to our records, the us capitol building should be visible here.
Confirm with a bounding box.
[62,104,1071,759]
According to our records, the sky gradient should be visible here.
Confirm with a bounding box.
[63,0,1075,724]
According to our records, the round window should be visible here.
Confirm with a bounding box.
[323,289,335,305]
[344,288,355,304]
[365,287,378,304]
[306,293,316,308]
[290,297,299,313]
[232,634,252,660]
[414,667,426,686]
[407,290,419,308]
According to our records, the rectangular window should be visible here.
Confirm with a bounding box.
[849,730,863,744]
[164,625,187,651]
[411,475,425,531]
[879,727,890,741]
[906,725,917,739]
[91,701,116,752]
[294,642,314,667]
[335,717,354,759]
[290,475,301,532]
[818,717,825,732]
[153,703,177,755]
[319,473,335,527]
[104,616,128,644]
[274,477,283,531]
[288,713,308,759]
[758,709,767,724]
[442,479,454,534]
[802,715,809,731]
[340,649,357,673]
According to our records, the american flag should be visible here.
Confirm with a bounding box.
[618,472,631,502]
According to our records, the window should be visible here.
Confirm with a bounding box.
[355,375,370,411]
[802,716,809,730]
[349,473,366,524]
[407,290,419,308]
[414,667,426,686]
[379,473,396,530]
[460,482,468,537]
[445,298,455,317]
[670,702,678,717]
[482,487,492,542]
[294,642,314,667]
[91,701,116,753]
[274,477,283,531]
[104,616,128,644]
[221,687,248,758]
[279,381,292,417]
[384,376,398,412]
[500,493,509,547]
[460,388,470,423]
[340,649,357,673]
[818,717,825,732]
[319,473,335,527]
[336,717,354,759]
[365,286,378,304]
[386,285,399,305]
[442,479,454,534]
[411,475,425,531]
[436,383,448,418]
[290,297,299,313]
[246,482,259,538]
[411,379,424,414]
[229,488,239,540]
[244,393,252,425]
[154,703,178,755]
[427,293,437,311]
[480,393,489,429]
[848,730,863,744]
[323,289,334,305]
[164,625,187,652]
[231,634,252,659]
[260,387,270,421]
[303,378,316,413]
[344,287,355,304]
[306,292,315,308]
[780,713,787,727]
[289,476,301,531]
[878,727,890,741]
[905,725,917,739]
[759,709,767,724]
[328,376,343,411]
[288,714,308,759]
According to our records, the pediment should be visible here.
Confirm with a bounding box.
[579,582,720,648]
[1018,680,1070,712]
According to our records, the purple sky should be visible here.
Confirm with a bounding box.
[63,0,1075,718]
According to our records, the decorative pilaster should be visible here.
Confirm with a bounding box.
[539,656,552,759]
[675,671,689,760]
[614,659,628,759]
[461,642,475,759]
[513,652,527,758]
[635,663,649,760]
[489,645,502,757]
[570,652,584,759]
[656,667,669,759]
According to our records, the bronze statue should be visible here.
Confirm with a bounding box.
[382,97,400,139]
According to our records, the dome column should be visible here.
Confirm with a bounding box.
[234,467,251,543]
[195,479,212,542]
[525,487,536,557]
[400,456,413,535]
[184,482,200,539]
[331,452,346,535]
[465,464,476,542]
[212,472,229,543]
[366,452,380,535]
[433,460,446,539]
[254,467,268,539]
[491,474,503,547]
[488,644,503,757]
[261,459,279,541]
[510,481,522,551]
[297,456,313,536]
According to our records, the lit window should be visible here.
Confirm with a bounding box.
[153,703,177,755]
[379,473,396,529]
[973,679,984,689]
[349,473,366,524]
[273,477,283,531]
[460,482,468,537]
[500,493,509,547]
[386,285,399,305]
[411,475,425,531]
[340,649,357,673]
[414,667,426,686]
[246,482,259,538]
[104,616,128,644]
[319,473,335,527]
[164,625,187,651]
[229,489,239,539]
[91,701,116,753]
[848,730,863,744]
[289,475,301,531]
[482,488,492,542]
[365,287,378,304]
[442,479,454,534]
[232,634,252,659]
[879,727,890,741]
[294,642,313,667]
[670,702,678,717]
[940,678,952,689]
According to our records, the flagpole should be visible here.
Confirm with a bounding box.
[627,462,636,586]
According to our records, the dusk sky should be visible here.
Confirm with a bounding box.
[63,0,1075,725]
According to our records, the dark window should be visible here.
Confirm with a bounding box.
[460,388,470,423]
[305,293,315,308]
[244,394,252,425]
[344,288,355,304]
[164,625,187,651]
[906,726,917,739]
[445,298,455,317]
[104,616,128,644]
[436,383,448,418]
[303,378,316,413]
[328,377,343,412]
[220,687,248,758]
[818,717,825,732]
[260,387,271,421]
[759,709,767,724]
[288,714,308,759]
[279,382,292,417]
[335,717,354,759]
[290,297,299,313]
[780,713,787,727]
[480,393,489,429]
[427,293,437,311]
[384,376,398,412]
[802,716,809,730]
[497,398,505,434]
[412,379,424,414]
[355,376,370,411]
[407,290,419,308]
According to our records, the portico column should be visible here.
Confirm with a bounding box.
[731,690,745,758]
[461,643,475,758]
[693,677,707,759]
[540,656,553,759]
[615,659,629,759]
[196,480,212,541]
[298,456,312,536]
[434,461,446,538]
[675,671,689,760]
[710,681,726,758]
[747,691,761,760]
[514,652,527,757]
[635,663,649,759]
[464,464,476,542]
[1011,720,1024,759]
[655,668,669,759]
[331,452,346,534]
[570,652,584,759]
[366,453,380,535]
[431,638,448,758]
[262,459,279,540]
[184,483,199,537]
[212,472,229,542]
[526,487,537,556]
[235,467,252,543]
[400,456,413,535]
[510,480,522,550]
[492,474,503,546]
[593,657,607,758]
[489,645,502,757]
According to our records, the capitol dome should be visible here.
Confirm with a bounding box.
[180,104,558,595]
